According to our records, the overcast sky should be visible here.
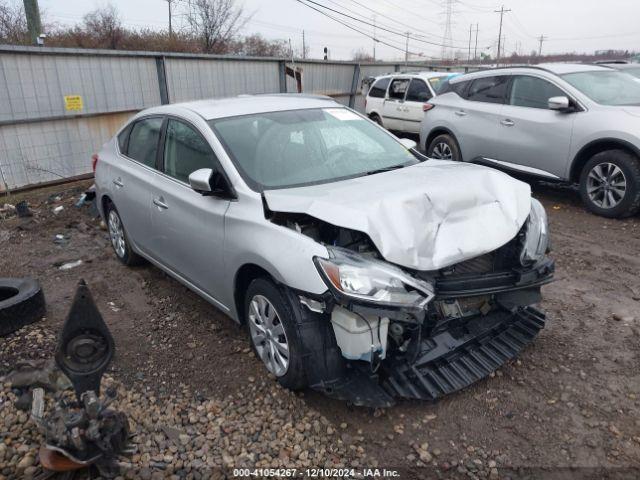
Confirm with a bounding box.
[40,0,640,60]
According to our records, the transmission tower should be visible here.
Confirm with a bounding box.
[441,0,454,60]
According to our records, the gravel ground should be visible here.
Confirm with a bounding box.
[1,179,639,479]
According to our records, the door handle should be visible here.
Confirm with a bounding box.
[112,178,124,188]
[501,119,515,127]
[454,110,467,117]
[153,197,168,210]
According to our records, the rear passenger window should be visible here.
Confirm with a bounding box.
[163,119,215,183]
[466,76,509,104]
[406,79,432,102]
[510,75,566,109]
[369,78,390,98]
[117,124,132,154]
[127,118,163,168]
[388,79,410,100]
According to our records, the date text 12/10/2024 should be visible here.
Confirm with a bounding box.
[233,468,401,478]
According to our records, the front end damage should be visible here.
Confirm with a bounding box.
[271,201,554,407]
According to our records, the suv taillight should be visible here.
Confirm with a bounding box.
[91,154,99,173]
[423,103,435,112]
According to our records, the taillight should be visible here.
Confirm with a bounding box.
[423,103,435,112]
[91,154,99,173]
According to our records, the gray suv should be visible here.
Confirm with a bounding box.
[420,64,640,218]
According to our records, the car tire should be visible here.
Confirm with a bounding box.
[244,278,307,390]
[427,134,462,161]
[579,150,640,218]
[370,113,383,127]
[0,278,46,337]
[105,202,144,266]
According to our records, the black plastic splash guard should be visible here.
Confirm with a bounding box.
[382,307,546,400]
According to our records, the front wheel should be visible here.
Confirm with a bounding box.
[579,150,640,218]
[427,134,462,161]
[244,278,307,390]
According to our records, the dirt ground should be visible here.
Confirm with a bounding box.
[1,178,639,479]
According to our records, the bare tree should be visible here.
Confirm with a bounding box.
[83,4,123,49]
[0,0,28,43]
[188,0,249,53]
[351,48,374,62]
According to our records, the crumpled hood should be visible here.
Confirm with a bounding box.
[264,160,532,271]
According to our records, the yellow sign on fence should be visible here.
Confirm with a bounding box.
[64,95,84,111]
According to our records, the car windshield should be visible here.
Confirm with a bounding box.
[622,66,640,79]
[210,108,418,190]
[561,70,640,106]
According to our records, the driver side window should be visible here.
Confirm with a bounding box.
[163,119,216,183]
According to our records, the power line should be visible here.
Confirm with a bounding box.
[293,0,432,58]
[297,0,466,49]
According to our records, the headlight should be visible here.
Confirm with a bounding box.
[314,247,434,308]
[520,198,549,265]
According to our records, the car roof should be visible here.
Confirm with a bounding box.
[142,94,340,121]
[374,71,451,81]
[448,62,613,84]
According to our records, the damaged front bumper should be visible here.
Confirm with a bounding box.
[299,258,554,408]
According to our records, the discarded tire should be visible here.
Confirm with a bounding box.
[0,278,46,337]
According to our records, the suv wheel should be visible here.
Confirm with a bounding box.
[579,150,640,218]
[427,134,462,161]
[106,203,144,266]
[244,278,307,390]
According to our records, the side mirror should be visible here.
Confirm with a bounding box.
[548,96,570,111]
[188,168,234,198]
[398,138,417,150]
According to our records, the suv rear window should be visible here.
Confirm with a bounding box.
[369,78,390,98]
[466,76,509,104]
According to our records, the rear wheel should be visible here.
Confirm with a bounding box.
[370,113,383,127]
[244,278,307,390]
[427,134,462,161]
[579,150,640,218]
[106,203,144,266]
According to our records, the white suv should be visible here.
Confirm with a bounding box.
[365,72,452,134]
[420,64,640,218]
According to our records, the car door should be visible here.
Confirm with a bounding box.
[111,116,163,256]
[402,78,433,133]
[494,75,576,178]
[381,77,410,131]
[366,76,390,120]
[149,117,231,302]
[455,74,510,161]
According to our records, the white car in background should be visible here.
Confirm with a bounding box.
[365,72,453,134]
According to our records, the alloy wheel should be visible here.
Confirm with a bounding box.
[432,142,453,160]
[108,210,126,258]
[586,162,627,209]
[248,295,290,377]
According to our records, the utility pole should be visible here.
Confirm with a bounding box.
[538,34,547,57]
[467,24,472,62]
[372,15,376,61]
[474,23,479,61]
[404,31,410,67]
[166,0,173,37]
[23,0,42,45]
[494,5,511,66]
[302,30,306,59]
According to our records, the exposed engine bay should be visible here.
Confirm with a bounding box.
[269,209,554,407]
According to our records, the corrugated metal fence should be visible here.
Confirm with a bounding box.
[0,45,468,191]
